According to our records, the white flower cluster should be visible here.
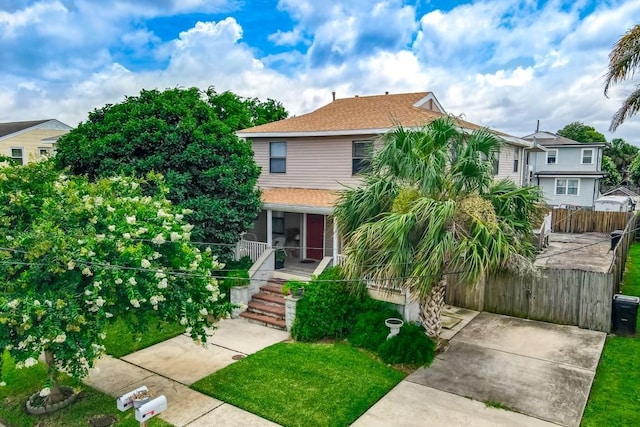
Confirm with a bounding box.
[53,333,66,343]
[149,294,166,309]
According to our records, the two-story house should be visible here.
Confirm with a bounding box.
[0,119,72,164]
[522,131,606,208]
[237,92,533,264]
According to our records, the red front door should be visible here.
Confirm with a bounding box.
[306,214,325,260]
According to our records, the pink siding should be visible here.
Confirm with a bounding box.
[496,145,521,184]
[252,136,370,190]
[250,135,522,189]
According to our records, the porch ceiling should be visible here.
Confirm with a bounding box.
[261,188,339,214]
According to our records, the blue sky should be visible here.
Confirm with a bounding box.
[1,0,640,143]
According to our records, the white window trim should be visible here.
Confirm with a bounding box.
[269,141,287,174]
[554,178,580,196]
[10,147,24,164]
[546,149,558,165]
[581,148,594,164]
[38,147,52,160]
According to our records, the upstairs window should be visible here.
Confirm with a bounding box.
[581,148,594,164]
[270,142,286,173]
[10,148,24,165]
[546,149,557,164]
[352,140,373,175]
[492,158,500,175]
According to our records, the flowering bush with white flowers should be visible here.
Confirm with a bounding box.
[0,161,232,405]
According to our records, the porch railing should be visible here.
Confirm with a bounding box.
[334,254,347,267]
[235,240,271,262]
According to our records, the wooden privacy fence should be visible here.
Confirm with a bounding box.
[551,208,631,233]
[446,214,638,332]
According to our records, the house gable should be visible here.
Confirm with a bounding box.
[1,119,73,163]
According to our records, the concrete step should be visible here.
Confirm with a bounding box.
[247,300,286,317]
[253,292,286,306]
[240,311,286,330]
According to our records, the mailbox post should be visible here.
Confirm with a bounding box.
[117,386,167,426]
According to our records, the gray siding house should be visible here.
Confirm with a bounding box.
[523,131,606,208]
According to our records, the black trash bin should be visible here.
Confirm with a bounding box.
[611,230,624,251]
[612,294,640,336]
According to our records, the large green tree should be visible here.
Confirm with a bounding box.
[604,137,639,184]
[604,24,640,131]
[334,117,542,339]
[602,155,622,186]
[0,161,231,405]
[55,87,287,258]
[557,122,606,143]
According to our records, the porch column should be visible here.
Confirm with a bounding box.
[266,209,273,247]
[332,218,339,260]
[302,213,307,259]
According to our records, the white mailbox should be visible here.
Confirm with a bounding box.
[116,386,148,412]
[135,395,167,422]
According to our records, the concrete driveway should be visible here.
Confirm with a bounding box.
[356,312,606,427]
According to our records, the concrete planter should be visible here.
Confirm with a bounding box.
[230,285,250,318]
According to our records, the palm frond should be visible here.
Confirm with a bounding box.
[605,25,640,96]
[610,84,640,131]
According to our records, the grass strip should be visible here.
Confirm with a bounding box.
[192,342,404,427]
[582,242,640,426]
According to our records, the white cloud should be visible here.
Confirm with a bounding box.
[268,28,306,46]
[2,0,640,147]
[0,1,68,36]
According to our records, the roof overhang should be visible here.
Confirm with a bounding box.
[237,128,388,138]
[239,127,529,148]
[534,171,607,178]
[263,203,333,215]
[261,188,338,214]
[539,143,607,148]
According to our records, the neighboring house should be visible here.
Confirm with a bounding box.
[237,92,533,263]
[523,131,606,208]
[0,119,72,164]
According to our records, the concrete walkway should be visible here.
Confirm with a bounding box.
[84,318,287,426]
[355,312,606,427]
[85,311,606,427]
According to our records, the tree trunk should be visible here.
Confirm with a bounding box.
[44,350,65,405]
[419,277,446,339]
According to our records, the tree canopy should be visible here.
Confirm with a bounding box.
[55,87,288,257]
[604,24,640,131]
[334,117,543,338]
[602,155,622,186]
[557,122,606,143]
[0,161,231,403]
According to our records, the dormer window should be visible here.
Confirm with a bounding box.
[546,149,557,164]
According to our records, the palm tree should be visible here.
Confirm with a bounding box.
[333,117,542,339]
[605,24,640,131]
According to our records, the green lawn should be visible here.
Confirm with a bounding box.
[582,242,640,426]
[103,316,185,358]
[0,353,172,427]
[191,342,405,427]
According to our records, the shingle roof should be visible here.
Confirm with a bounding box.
[261,188,339,209]
[238,92,489,135]
[522,131,606,147]
[0,120,50,138]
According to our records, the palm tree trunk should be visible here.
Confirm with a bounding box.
[44,350,65,404]
[419,277,446,339]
